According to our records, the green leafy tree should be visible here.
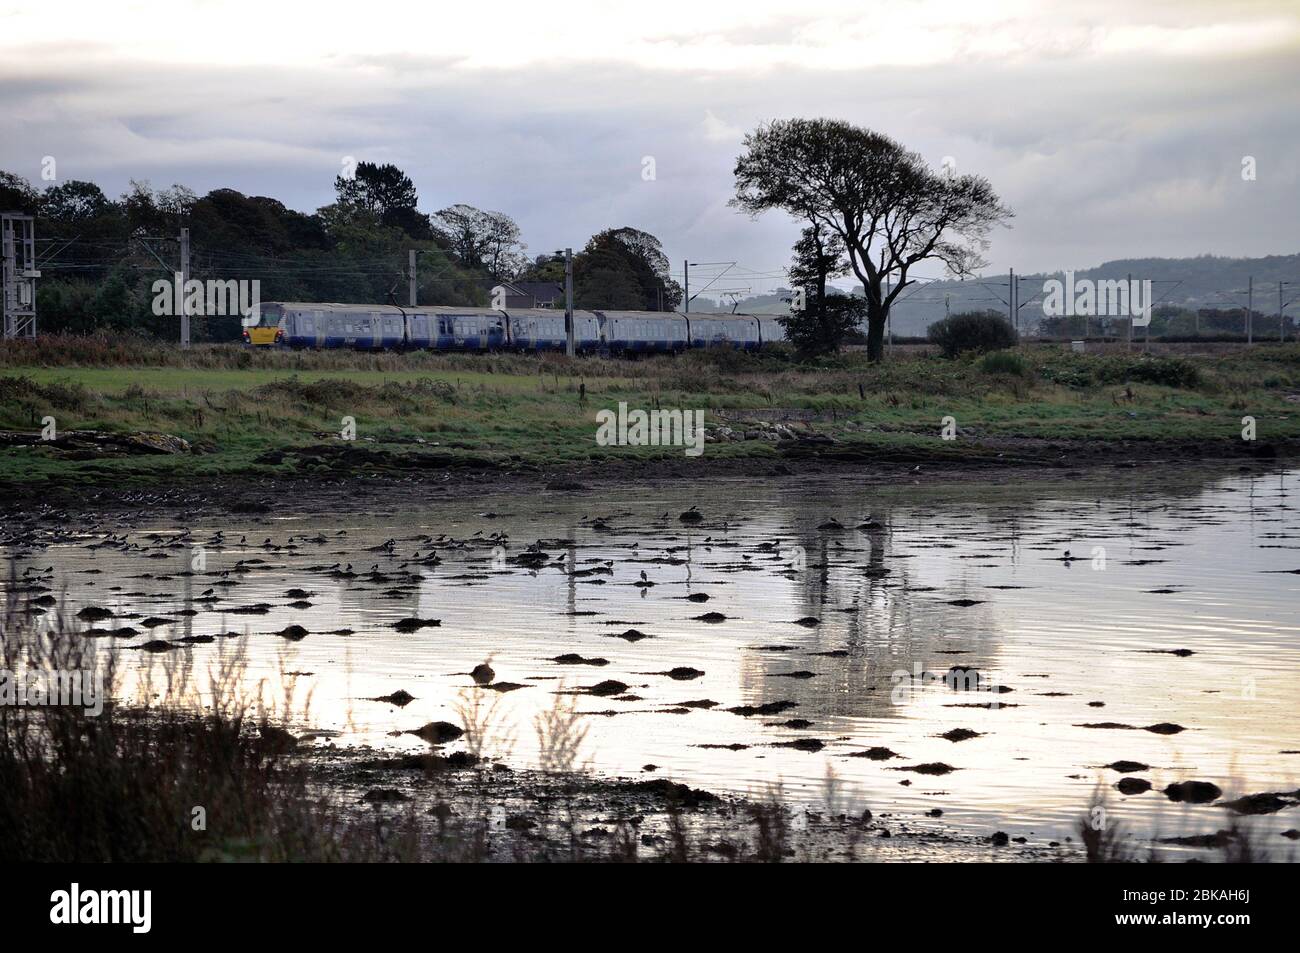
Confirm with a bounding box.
[120,180,193,235]
[517,253,565,284]
[36,181,129,287]
[335,162,416,217]
[36,279,99,334]
[432,204,527,279]
[576,266,645,310]
[40,181,113,222]
[333,162,431,239]
[783,291,865,358]
[733,118,1012,361]
[781,222,858,356]
[928,311,1017,357]
[573,227,681,310]
[0,171,39,214]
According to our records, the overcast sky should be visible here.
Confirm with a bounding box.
[2,0,1297,296]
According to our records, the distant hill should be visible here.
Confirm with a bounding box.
[689,291,792,314]
[696,253,1300,336]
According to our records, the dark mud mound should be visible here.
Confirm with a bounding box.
[1163,780,1222,804]
[726,700,797,717]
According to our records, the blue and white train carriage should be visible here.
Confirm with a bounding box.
[596,311,689,354]
[756,316,787,346]
[684,314,761,350]
[406,308,506,350]
[506,309,602,352]
[256,301,787,353]
[264,302,407,350]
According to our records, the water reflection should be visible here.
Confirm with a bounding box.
[4,466,1298,846]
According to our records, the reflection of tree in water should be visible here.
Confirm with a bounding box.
[736,501,1004,723]
[335,570,424,620]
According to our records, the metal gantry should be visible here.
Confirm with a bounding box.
[1,212,39,339]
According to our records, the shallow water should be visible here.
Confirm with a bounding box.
[8,466,1300,853]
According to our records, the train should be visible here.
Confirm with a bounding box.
[247,302,787,352]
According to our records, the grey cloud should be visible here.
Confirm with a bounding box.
[1,37,1296,291]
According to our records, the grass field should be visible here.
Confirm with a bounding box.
[2,335,1297,488]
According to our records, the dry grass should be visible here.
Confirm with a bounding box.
[1078,786,1287,864]
[0,568,398,862]
[0,575,851,863]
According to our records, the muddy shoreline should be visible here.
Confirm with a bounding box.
[309,742,1080,862]
[1,433,1291,518]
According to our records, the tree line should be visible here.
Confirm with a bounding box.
[0,163,682,341]
[5,119,1019,360]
